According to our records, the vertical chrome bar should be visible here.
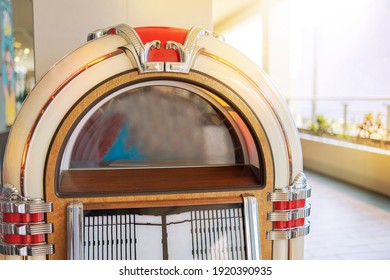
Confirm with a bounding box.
[84,216,89,260]
[211,210,218,259]
[93,216,97,260]
[121,214,126,260]
[243,194,261,260]
[230,209,237,260]
[67,202,84,260]
[125,215,129,260]
[103,215,108,260]
[237,208,245,260]
[107,215,111,260]
[131,214,136,259]
[98,216,103,260]
[221,209,228,259]
[200,210,206,260]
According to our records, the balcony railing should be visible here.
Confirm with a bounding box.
[285,96,390,149]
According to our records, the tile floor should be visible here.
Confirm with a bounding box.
[304,170,390,260]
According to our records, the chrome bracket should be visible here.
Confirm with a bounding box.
[266,172,312,240]
[88,24,220,73]
[88,24,164,73]
[267,172,311,202]
[267,204,311,221]
[0,200,53,214]
[164,26,212,73]
[0,243,54,257]
[0,183,54,257]
[0,222,53,235]
[266,223,310,240]
[0,183,53,214]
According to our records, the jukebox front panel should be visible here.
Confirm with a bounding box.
[45,70,271,260]
[0,25,310,260]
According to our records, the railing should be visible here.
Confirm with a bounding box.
[285,96,390,139]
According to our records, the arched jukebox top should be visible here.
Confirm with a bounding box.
[0,25,310,260]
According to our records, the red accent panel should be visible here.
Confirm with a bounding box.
[3,213,21,223]
[274,218,305,229]
[273,221,287,229]
[292,218,305,227]
[273,200,307,229]
[3,213,44,223]
[4,234,46,244]
[4,234,21,244]
[273,202,288,210]
[107,28,118,35]
[134,26,188,62]
[273,199,306,211]
[295,199,306,208]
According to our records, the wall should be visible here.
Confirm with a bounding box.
[33,0,212,81]
[302,134,390,197]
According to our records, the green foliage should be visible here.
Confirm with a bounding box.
[309,115,333,135]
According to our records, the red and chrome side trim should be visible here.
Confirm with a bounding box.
[266,172,311,241]
[0,184,54,257]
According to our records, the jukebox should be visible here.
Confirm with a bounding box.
[0,25,311,260]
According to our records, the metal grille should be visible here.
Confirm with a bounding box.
[82,204,246,260]
[189,208,246,260]
[84,214,137,260]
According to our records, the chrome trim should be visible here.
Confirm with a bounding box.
[67,202,84,260]
[0,200,53,214]
[0,183,20,200]
[95,24,220,73]
[93,24,165,73]
[267,204,311,221]
[0,243,54,256]
[266,223,310,240]
[87,29,105,41]
[165,26,214,73]
[293,172,308,189]
[268,172,311,202]
[243,194,261,260]
[0,222,53,235]
[0,184,53,214]
[267,186,311,202]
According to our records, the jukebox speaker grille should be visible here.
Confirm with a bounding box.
[80,204,247,260]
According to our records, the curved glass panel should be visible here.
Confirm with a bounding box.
[66,85,244,169]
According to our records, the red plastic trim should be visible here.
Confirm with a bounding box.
[134,26,188,62]
[3,213,44,223]
[273,199,306,210]
[273,218,305,229]
[4,234,46,244]
[273,199,306,229]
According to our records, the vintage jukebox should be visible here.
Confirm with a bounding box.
[0,25,311,260]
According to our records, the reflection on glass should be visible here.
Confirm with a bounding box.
[70,86,243,168]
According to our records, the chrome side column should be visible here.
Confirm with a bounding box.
[243,194,261,260]
[267,172,311,259]
[67,202,83,260]
[0,184,54,259]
